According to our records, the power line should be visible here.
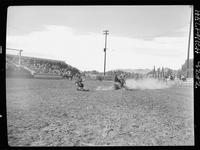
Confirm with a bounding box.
[7,48,23,52]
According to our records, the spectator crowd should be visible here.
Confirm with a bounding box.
[6,54,80,77]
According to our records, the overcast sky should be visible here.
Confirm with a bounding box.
[6,6,193,71]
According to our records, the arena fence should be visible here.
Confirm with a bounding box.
[33,73,63,79]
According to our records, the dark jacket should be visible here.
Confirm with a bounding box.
[75,77,84,87]
[114,75,120,83]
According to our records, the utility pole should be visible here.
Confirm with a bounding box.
[7,48,23,67]
[103,30,109,77]
[162,67,164,79]
[187,5,193,78]
[153,66,156,78]
[157,67,160,79]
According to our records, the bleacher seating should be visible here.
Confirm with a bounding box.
[6,63,33,78]
[6,54,80,78]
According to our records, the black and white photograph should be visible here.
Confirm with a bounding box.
[5,5,194,146]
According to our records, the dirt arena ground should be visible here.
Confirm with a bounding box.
[6,78,194,146]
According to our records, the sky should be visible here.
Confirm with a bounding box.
[6,6,193,72]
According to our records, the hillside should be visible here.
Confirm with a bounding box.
[112,69,151,74]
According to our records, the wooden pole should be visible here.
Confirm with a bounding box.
[103,30,109,77]
[187,6,193,78]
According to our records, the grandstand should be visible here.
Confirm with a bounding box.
[6,54,80,79]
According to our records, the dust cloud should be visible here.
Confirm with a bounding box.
[96,78,178,91]
[96,86,114,91]
[125,78,171,90]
